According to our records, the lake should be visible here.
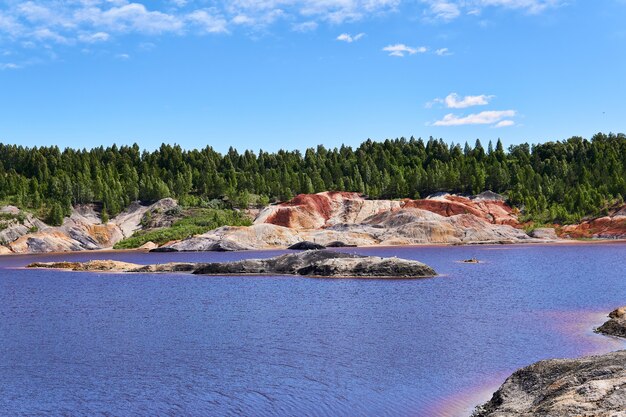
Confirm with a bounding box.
[1,243,625,416]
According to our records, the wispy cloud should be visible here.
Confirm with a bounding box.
[435,47,452,56]
[292,21,318,32]
[494,119,515,128]
[428,1,461,21]
[423,0,563,21]
[383,43,427,57]
[0,62,20,70]
[431,93,494,108]
[433,110,516,126]
[336,33,365,42]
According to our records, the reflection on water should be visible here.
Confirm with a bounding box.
[1,243,625,416]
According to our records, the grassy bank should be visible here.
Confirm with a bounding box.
[113,208,252,249]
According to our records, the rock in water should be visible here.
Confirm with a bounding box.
[193,250,436,278]
[287,241,326,250]
[472,350,626,417]
[29,250,437,279]
[596,306,626,338]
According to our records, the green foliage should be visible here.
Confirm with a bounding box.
[113,208,252,249]
[46,202,65,226]
[0,133,625,225]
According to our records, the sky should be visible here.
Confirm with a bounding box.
[0,0,625,153]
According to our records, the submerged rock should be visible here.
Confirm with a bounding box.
[28,250,437,278]
[596,306,626,338]
[461,258,480,263]
[287,241,326,250]
[472,350,626,417]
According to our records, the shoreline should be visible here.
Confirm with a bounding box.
[432,308,626,417]
[2,237,626,258]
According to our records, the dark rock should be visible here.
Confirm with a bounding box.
[287,241,326,250]
[596,306,626,338]
[29,250,437,279]
[325,241,357,247]
[149,247,179,253]
[194,250,436,278]
[462,258,480,263]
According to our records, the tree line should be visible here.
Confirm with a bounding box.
[0,132,624,225]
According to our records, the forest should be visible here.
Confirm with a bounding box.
[0,132,624,226]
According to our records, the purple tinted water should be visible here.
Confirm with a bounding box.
[1,244,625,416]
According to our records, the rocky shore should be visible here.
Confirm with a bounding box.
[473,307,626,417]
[596,306,626,338]
[4,191,625,255]
[27,250,437,278]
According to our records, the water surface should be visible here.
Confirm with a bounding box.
[1,243,625,416]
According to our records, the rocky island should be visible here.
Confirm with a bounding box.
[473,307,626,417]
[27,250,437,279]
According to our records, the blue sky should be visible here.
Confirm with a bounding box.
[0,0,625,152]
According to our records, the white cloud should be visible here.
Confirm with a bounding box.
[437,92,494,108]
[187,9,228,33]
[78,31,110,43]
[423,0,562,21]
[494,119,515,127]
[76,3,185,34]
[429,1,461,20]
[0,62,20,70]
[433,110,516,126]
[383,43,427,57]
[435,47,451,56]
[336,32,365,42]
[292,21,318,32]
[115,53,130,60]
[0,0,566,64]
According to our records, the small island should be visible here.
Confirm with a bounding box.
[27,250,437,279]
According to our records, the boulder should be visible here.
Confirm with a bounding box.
[596,306,626,338]
[472,350,626,417]
[287,241,326,250]
[529,227,558,240]
[325,241,357,247]
[137,241,158,251]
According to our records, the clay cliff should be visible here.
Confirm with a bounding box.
[254,191,519,229]
[0,199,177,254]
[160,192,535,251]
[559,204,626,239]
[5,191,625,255]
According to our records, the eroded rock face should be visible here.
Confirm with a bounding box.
[560,204,626,239]
[28,250,437,278]
[159,196,533,252]
[255,192,404,229]
[472,350,626,417]
[255,192,519,229]
[1,199,178,254]
[596,306,626,338]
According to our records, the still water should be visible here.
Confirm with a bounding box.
[1,243,625,416]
